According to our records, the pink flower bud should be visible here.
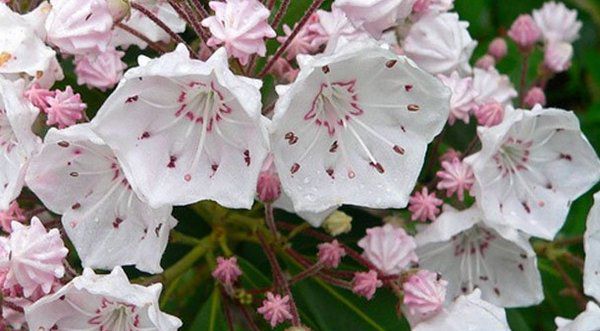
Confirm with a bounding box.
[74,48,127,91]
[412,0,430,13]
[475,54,496,70]
[257,154,282,203]
[402,270,447,322]
[436,158,474,201]
[352,270,382,300]
[212,256,242,286]
[43,86,86,129]
[408,187,443,222]
[358,224,418,274]
[474,102,504,127]
[258,292,293,327]
[317,240,346,268]
[507,15,541,49]
[523,87,546,108]
[487,37,508,60]
[544,42,573,73]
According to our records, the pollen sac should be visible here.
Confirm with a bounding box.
[91,46,269,209]
[270,39,450,213]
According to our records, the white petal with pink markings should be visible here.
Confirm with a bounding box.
[25,123,176,273]
[270,39,450,213]
[92,45,269,209]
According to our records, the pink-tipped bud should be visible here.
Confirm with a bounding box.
[43,86,86,129]
[474,102,504,127]
[212,256,242,286]
[107,0,130,22]
[408,187,443,222]
[507,15,541,49]
[402,270,447,322]
[257,292,293,328]
[487,37,508,60]
[352,270,382,300]
[475,54,496,70]
[523,87,547,108]
[544,42,573,73]
[257,154,282,203]
[317,240,346,268]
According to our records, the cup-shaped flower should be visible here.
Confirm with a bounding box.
[0,79,40,210]
[25,124,177,273]
[437,71,477,125]
[270,39,450,213]
[465,106,600,240]
[404,12,477,75]
[412,289,510,331]
[24,267,182,331]
[0,217,67,298]
[472,67,517,108]
[415,206,543,307]
[92,45,270,209]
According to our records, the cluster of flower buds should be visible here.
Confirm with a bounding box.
[0,0,598,330]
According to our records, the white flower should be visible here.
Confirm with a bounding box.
[403,12,477,75]
[25,124,177,273]
[584,191,600,300]
[415,206,543,307]
[310,8,367,51]
[0,78,40,210]
[472,67,517,107]
[437,71,477,125]
[270,39,449,213]
[25,267,182,331]
[556,302,600,331]
[112,1,186,50]
[413,289,510,331]
[92,45,269,209]
[533,1,582,43]
[333,0,417,38]
[465,106,600,240]
[273,193,336,227]
[0,3,63,86]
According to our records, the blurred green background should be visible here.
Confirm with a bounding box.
[55,0,600,330]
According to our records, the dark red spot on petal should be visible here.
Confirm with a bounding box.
[393,145,405,155]
[369,162,385,174]
[404,85,413,92]
[321,65,330,74]
[140,131,150,139]
[291,163,300,174]
[385,60,397,68]
[125,95,139,103]
[57,141,70,148]
[326,168,334,179]
[407,104,420,111]
[71,203,81,210]
[167,156,177,168]
[329,141,338,153]
[243,150,251,166]
[112,217,123,228]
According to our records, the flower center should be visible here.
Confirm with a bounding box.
[493,137,532,176]
[88,299,141,331]
[304,81,363,137]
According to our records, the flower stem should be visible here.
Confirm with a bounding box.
[519,50,531,106]
[163,235,214,283]
[259,0,324,77]
[271,0,291,31]
[256,230,301,326]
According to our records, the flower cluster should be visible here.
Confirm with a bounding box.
[0,0,598,330]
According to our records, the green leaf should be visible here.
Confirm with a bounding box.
[190,288,227,331]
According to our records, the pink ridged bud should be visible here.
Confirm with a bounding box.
[475,54,496,70]
[507,15,541,49]
[474,102,504,127]
[403,270,447,322]
[523,87,546,108]
[487,37,507,60]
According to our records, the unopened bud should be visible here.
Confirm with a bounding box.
[107,0,130,22]
[323,210,352,236]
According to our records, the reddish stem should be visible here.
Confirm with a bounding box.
[271,0,291,31]
[259,0,324,77]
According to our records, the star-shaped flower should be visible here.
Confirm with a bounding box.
[465,106,600,240]
[92,45,270,209]
[270,38,450,213]
[415,206,543,307]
